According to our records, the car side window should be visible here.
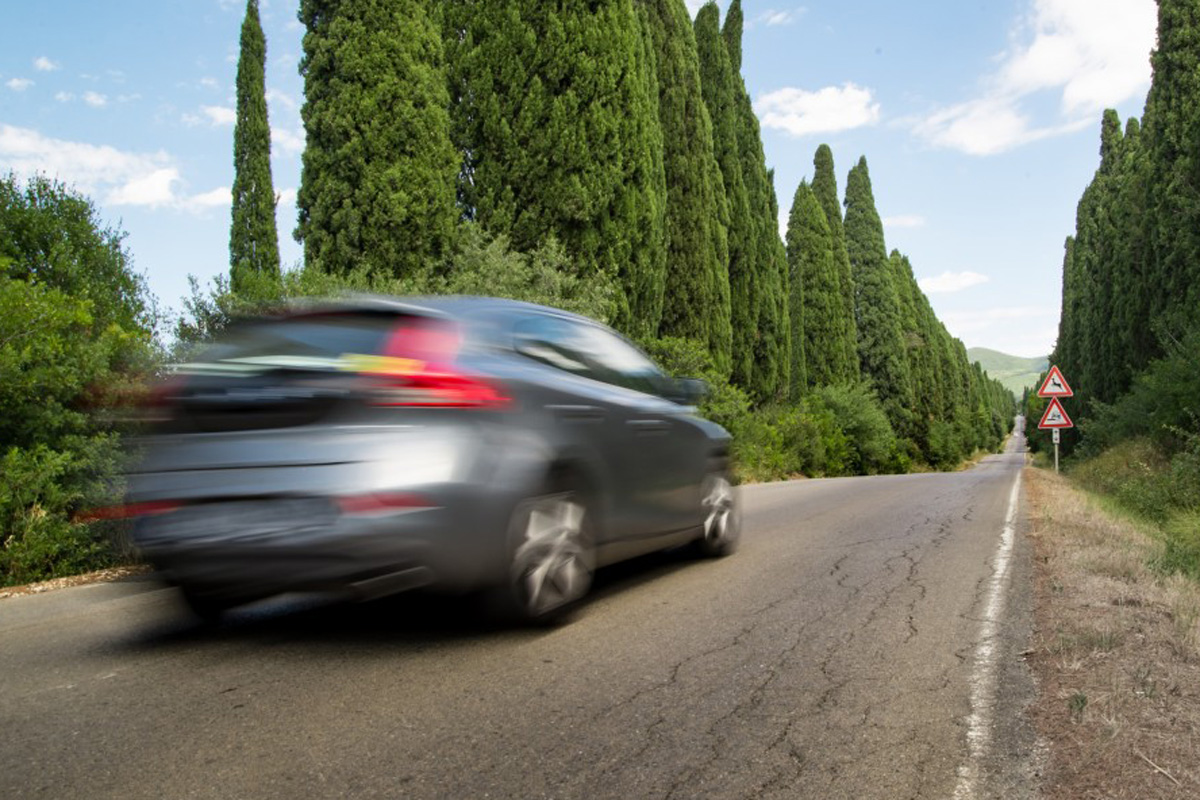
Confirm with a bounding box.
[513,316,595,380]
[515,315,665,396]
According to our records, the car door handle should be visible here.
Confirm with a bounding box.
[547,404,605,423]
[626,419,671,435]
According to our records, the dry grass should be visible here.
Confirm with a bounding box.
[1026,466,1200,798]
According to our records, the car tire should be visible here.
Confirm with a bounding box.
[694,472,740,558]
[488,481,596,625]
[179,586,230,625]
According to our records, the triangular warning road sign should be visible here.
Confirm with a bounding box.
[1038,397,1073,429]
[1037,365,1073,398]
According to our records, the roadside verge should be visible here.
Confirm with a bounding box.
[1025,466,1200,797]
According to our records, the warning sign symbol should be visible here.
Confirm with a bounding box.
[1038,397,1073,429]
[1037,365,1073,398]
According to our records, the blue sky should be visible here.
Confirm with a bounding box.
[1,0,1157,358]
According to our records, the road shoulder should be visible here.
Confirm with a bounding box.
[1025,466,1200,797]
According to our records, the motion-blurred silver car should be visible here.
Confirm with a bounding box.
[126,296,738,623]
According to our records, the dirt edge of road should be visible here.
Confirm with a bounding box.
[1025,466,1200,798]
[0,564,151,601]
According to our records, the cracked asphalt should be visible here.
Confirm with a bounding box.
[0,433,1037,800]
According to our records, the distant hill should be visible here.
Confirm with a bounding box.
[968,348,1049,399]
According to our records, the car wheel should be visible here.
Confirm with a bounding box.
[695,472,740,558]
[491,486,595,625]
[179,586,230,625]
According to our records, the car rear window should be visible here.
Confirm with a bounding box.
[199,313,398,364]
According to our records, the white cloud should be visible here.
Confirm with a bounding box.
[758,9,804,27]
[942,305,1052,334]
[7,77,34,91]
[940,306,1058,356]
[202,105,236,126]
[276,187,298,207]
[915,0,1155,155]
[266,87,299,111]
[33,56,59,72]
[83,91,108,108]
[1001,0,1156,114]
[920,271,990,294]
[186,186,231,210]
[883,214,926,229]
[107,168,181,207]
[0,124,195,211]
[199,76,219,90]
[756,83,880,137]
[55,91,74,103]
[271,126,305,156]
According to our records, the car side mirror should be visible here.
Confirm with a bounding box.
[666,377,708,406]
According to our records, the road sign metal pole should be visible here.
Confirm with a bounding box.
[1052,428,1060,473]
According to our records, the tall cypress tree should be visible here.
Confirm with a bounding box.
[725,1,788,401]
[695,2,754,389]
[449,1,667,338]
[786,181,836,395]
[811,144,858,381]
[296,0,458,280]
[638,0,731,375]
[230,0,280,293]
[844,156,913,436]
[1143,0,1200,327]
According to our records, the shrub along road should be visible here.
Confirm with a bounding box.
[0,435,1037,799]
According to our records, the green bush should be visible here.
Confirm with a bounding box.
[1070,438,1175,522]
[0,176,154,586]
[804,384,898,475]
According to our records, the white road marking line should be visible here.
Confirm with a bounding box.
[954,471,1022,799]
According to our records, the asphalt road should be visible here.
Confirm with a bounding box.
[0,429,1037,800]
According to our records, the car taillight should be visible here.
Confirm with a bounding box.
[336,492,433,516]
[360,317,510,409]
[81,500,181,522]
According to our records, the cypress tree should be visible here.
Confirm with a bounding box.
[811,144,859,381]
[449,1,667,338]
[722,0,743,73]
[844,156,913,436]
[786,181,839,395]
[695,2,754,390]
[296,0,458,280]
[1143,0,1200,328]
[638,0,732,375]
[230,0,280,294]
[725,4,789,401]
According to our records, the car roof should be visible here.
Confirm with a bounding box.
[290,293,601,327]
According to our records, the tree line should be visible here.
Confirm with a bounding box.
[1029,0,1200,580]
[1036,0,1200,451]
[239,0,1013,464]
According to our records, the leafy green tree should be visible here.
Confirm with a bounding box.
[296,0,459,281]
[0,176,155,585]
[638,0,732,376]
[1,174,149,334]
[810,145,858,381]
[695,2,754,390]
[448,0,667,339]
[230,0,281,295]
[844,157,913,436]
